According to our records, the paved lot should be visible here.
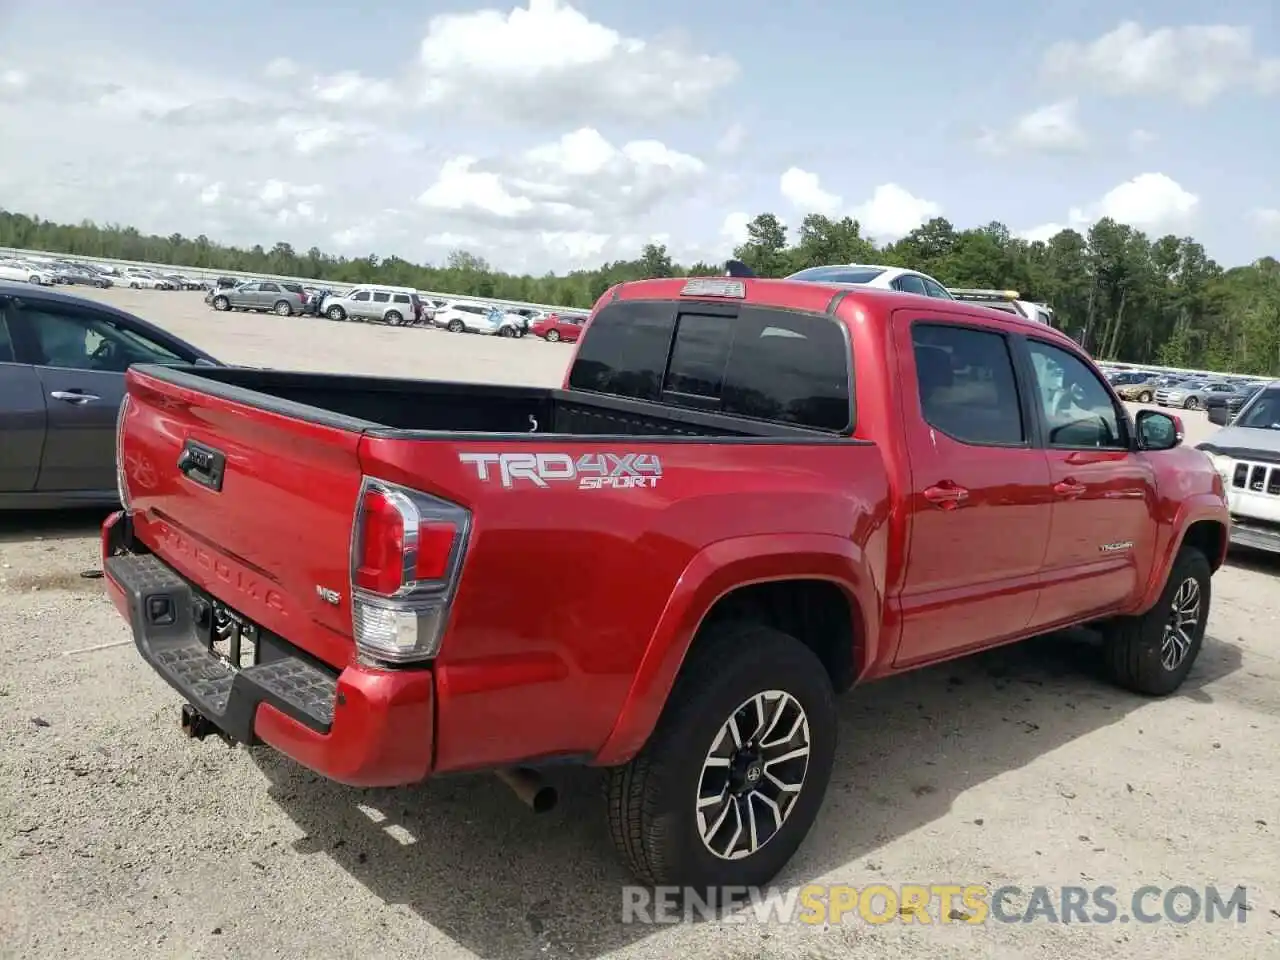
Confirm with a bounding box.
[1,289,1277,960]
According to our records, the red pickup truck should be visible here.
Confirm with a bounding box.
[103,275,1228,890]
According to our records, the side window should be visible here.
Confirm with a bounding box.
[239,283,259,292]
[567,301,677,402]
[664,313,733,398]
[1025,340,1126,449]
[896,274,928,296]
[373,292,390,303]
[352,291,371,302]
[393,294,410,304]
[260,282,281,293]
[912,323,1025,445]
[18,306,185,373]
[0,315,14,363]
[921,278,951,299]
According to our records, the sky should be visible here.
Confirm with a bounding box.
[1,0,1278,274]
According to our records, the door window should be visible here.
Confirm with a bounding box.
[0,315,14,363]
[895,274,928,295]
[351,291,371,302]
[921,278,952,299]
[1025,339,1127,448]
[373,292,390,303]
[18,306,186,373]
[911,323,1025,445]
[238,283,259,293]
[260,282,281,293]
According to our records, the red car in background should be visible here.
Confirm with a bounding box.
[530,312,587,342]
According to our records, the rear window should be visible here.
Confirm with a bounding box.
[786,265,887,285]
[281,283,303,293]
[373,292,390,303]
[568,301,852,432]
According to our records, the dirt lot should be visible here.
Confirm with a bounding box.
[1,288,1277,960]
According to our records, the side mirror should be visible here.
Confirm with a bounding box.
[1207,406,1229,426]
[1136,409,1183,450]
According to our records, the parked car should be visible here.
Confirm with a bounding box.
[209,280,310,316]
[103,275,1226,891]
[0,259,55,285]
[1197,381,1280,552]
[786,262,955,298]
[1111,373,1162,403]
[319,285,425,325]
[0,281,219,509]
[120,270,172,290]
[530,312,587,342]
[1154,379,1237,410]
[433,300,499,333]
[484,306,526,337]
[947,288,1054,325]
[1206,383,1266,425]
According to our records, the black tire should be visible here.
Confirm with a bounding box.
[447,319,464,332]
[326,306,346,321]
[385,310,403,325]
[1101,547,1211,696]
[274,300,292,316]
[1184,396,1200,410]
[605,621,837,889]
[129,282,139,289]
[212,296,229,311]
[545,329,560,342]
[498,326,514,337]
[1138,390,1153,403]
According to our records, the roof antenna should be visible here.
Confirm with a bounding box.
[724,259,755,279]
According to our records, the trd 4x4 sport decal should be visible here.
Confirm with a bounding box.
[458,452,662,490]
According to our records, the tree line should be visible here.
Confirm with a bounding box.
[2,207,1278,373]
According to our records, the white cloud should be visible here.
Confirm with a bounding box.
[1019,172,1200,240]
[780,167,842,216]
[414,0,738,124]
[264,58,299,80]
[310,71,398,108]
[721,212,751,246]
[716,122,746,156]
[416,128,707,232]
[1251,208,1280,232]
[1043,22,1280,104]
[776,169,940,242]
[977,100,1088,155]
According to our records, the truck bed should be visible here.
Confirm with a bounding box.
[165,365,838,440]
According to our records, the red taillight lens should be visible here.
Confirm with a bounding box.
[414,521,456,581]
[355,489,406,594]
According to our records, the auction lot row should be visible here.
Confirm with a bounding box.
[1,288,1277,960]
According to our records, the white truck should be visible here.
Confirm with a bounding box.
[1197,381,1280,554]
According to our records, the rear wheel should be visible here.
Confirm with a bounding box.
[447,319,464,332]
[605,621,837,888]
[385,310,403,325]
[1100,547,1211,696]
[274,300,292,316]
[1138,390,1153,403]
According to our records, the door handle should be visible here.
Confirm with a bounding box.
[49,390,100,404]
[923,483,969,510]
[1053,479,1087,498]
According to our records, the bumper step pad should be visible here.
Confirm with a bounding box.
[106,552,337,743]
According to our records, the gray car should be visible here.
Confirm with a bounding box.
[0,282,219,509]
[208,280,310,316]
[1154,379,1238,410]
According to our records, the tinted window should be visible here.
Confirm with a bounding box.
[664,313,733,397]
[394,294,411,304]
[912,324,1024,445]
[239,283,259,292]
[786,266,887,285]
[895,274,928,295]
[260,282,281,293]
[0,316,14,363]
[373,292,390,303]
[1235,389,1280,429]
[281,283,303,293]
[1026,340,1126,448]
[567,301,675,402]
[17,305,185,373]
[352,291,370,302]
[921,278,953,299]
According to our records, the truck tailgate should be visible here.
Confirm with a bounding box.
[119,367,367,668]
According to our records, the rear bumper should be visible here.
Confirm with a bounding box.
[101,511,435,787]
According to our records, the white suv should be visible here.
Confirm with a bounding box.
[320,285,425,325]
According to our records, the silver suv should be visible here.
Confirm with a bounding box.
[209,280,310,316]
[321,286,424,325]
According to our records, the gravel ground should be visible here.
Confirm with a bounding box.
[1,289,1278,960]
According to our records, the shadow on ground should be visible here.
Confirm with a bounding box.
[0,507,114,545]
[252,628,1242,959]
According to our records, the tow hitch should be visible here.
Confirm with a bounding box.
[180,703,231,745]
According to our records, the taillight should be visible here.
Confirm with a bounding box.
[115,393,132,509]
[350,478,470,663]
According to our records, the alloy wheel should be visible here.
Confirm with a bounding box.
[1161,577,1201,671]
[696,690,811,861]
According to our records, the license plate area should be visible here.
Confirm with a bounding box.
[193,589,259,671]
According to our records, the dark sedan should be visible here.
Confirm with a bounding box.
[0,282,220,509]
[1206,383,1266,426]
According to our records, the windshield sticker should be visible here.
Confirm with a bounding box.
[458,452,662,490]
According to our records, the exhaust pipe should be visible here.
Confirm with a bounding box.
[496,767,558,813]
